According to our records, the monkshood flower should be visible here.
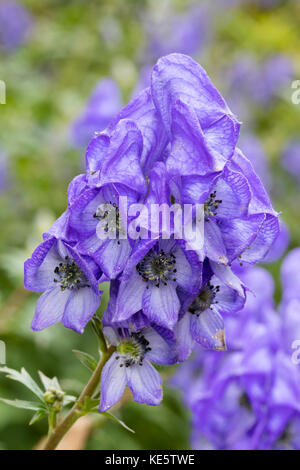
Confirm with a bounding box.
[71,78,122,148]
[175,261,246,360]
[281,139,300,185]
[113,238,202,331]
[99,324,177,411]
[0,1,33,51]
[24,237,102,333]
[104,53,240,180]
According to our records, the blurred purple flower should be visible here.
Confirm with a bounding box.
[173,251,300,450]
[226,54,293,121]
[0,150,9,192]
[281,139,300,184]
[141,4,210,62]
[70,78,122,148]
[0,1,33,51]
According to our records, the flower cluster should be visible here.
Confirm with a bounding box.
[24,53,279,412]
[173,248,300,450]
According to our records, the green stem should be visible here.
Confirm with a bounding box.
[42,344,115,450]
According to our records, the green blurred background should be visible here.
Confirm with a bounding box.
[0,0,299,450]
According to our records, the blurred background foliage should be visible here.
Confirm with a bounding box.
[0,0,299,449]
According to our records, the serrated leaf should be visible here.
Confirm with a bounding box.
[72,350,98,372]
[0,367,44,401]
[29,409,48,426]
[0,398,44,411]
[102,412,135,434]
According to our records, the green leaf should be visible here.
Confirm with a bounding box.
[63,395,77,406]
[0,367,44,401]
[102,412,135,434]
[78,396,99,414]
[0,398,44,411]
[29,409,48,426]
[72,350,98,372]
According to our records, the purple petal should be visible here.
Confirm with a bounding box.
[99,352,127,412]
[173,245,202,293]
[240,214,279,264]
[212,276,245,314]
[115,269,145,321]
[69,188,103,237]
[167,101,216,176]
[107,88,169,176]
[24,238,60,292]
[151,53,240,157]
[95,238,132,279]
[85,134,110,185]
[143,326,177,365]
[190,309,226,350]
[67,174,88,206]
[31,287,70,331]
[142,283,180,330]
[218,214,265,263]
[126,360,162,406]
[210,261,245,297]
[174,313,195,362]
[99,119,146,196]
[62,287,101,334]
[214,165,251,219]
[231,148,278,217]
[204,219,228,265]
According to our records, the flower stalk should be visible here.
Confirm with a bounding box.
[42,342,115,450]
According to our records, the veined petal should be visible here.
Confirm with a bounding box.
[95,238,132,279]
[213,166,251,219]
[31,287,70,331]
[126,360,162,406]
[62,287,101,334]
[210,261,245,297]
[204,219,228,265]
[115,269,145,321]
[190,309,226,350]
[143,326,177,365]
[24,238,61,292]
[99,352,127,412]
[99,119,146,196]
[174,313,195,362]
[142,283,180,330]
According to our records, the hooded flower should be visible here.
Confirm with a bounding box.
[99,324,177,411]
[68,119,147,279]
[24,237,102,333]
